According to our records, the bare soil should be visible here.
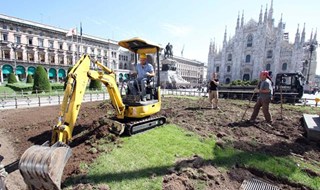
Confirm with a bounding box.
[0,96,319,190]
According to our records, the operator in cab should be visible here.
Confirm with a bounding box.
[128,53,155,101]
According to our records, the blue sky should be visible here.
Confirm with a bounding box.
[1,0,319,72]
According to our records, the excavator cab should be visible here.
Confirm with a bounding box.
[18,37,166,190]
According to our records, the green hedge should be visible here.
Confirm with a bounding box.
[6,83,33,91]
[33,66,51,92]
[8,73,18,83]
[89,79,102,90]
[26,74,33,83]
[51,83,65,90]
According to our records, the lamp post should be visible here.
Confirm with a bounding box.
[7,42,21,76]
[304,40,318,84]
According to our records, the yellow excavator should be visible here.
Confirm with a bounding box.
[18,37,166,190]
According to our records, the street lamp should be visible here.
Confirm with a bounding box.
[303,40,318,84]
[7,42,21,76]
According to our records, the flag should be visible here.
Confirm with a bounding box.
[66,28,77,37]
[80,22,82,36]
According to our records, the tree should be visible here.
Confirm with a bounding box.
[89,79,102,90]
[26,74,33,83]
[33,66,51,93]
[8,73,18,83]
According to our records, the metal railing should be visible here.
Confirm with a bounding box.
[0,89,316,110]
[0,90,109,110]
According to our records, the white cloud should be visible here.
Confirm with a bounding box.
[160,23,192,37]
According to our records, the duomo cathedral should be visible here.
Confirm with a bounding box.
[207,0,318,85]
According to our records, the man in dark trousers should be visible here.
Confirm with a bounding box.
[208,72,219,109]
[249,70,273,124]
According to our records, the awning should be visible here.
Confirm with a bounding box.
[2,65,13,74]
[58,69,66,78]
[16,66,26,75]
[49,68,57,77]
[28,67,36,75]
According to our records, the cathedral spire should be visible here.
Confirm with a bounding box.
[301,23,306,43]
[223,26,227,44]
[259,5,263,24]
[310,29,313,42]
[278,13,283,29]
[268,0,273,23]
[314,28,317,42]
[236,11,240,30]
[241,10,244,27]
[295,24,300,44]
[264,4,268,24]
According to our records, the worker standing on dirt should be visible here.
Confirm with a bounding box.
[249,71,273,124]
[208,72,219,109]
[128,53,155,101]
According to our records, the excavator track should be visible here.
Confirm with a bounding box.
[125,116,166,135]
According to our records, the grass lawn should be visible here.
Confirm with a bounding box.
[66,123,319,190]
[83,125,215,190]
[0,86,15,94]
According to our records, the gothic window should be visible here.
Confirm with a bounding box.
[243,74,250,81]
[267,50,273,58]
[245,55,251,63]
[282,63,287,71]
[2,33,8,41]
[3,50,10,59]
[227,53,232,61]
[28,52,34,61]
[28,38,33,45]
[124,63,128,69]
[38,39,44,47]
[39,53,45,62]
[49,41,54,48]
[247,34,253,47]
[59,43,63,50]
[227,66,231,72]
[225,78,230,84]
[266,63,271,70]
[17,52,23,60]
[15,36,21,44]
[216,66,219,72]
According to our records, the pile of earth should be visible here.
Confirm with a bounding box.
[0,96,319,189]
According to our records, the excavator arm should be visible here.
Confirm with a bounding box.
[19,55,126,190]
[51,55,126,144]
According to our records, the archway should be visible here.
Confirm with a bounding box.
[2,65,13,81]
[58,69,66,82]
[119,73,124,82]
[16,65,26,81]
[49,68,57,82]
[243,74,250,81]
[28,67,36,75]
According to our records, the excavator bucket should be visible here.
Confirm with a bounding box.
[19,142,72,190]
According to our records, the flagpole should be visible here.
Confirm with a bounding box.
[76,27,79,60]
[80,22,83,55]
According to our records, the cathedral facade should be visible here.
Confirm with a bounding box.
[207,0,317,86]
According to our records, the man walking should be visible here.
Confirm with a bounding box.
[249,71,273,124]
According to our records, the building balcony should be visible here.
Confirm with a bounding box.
[37,46,45,50]
[0,40,9,45]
